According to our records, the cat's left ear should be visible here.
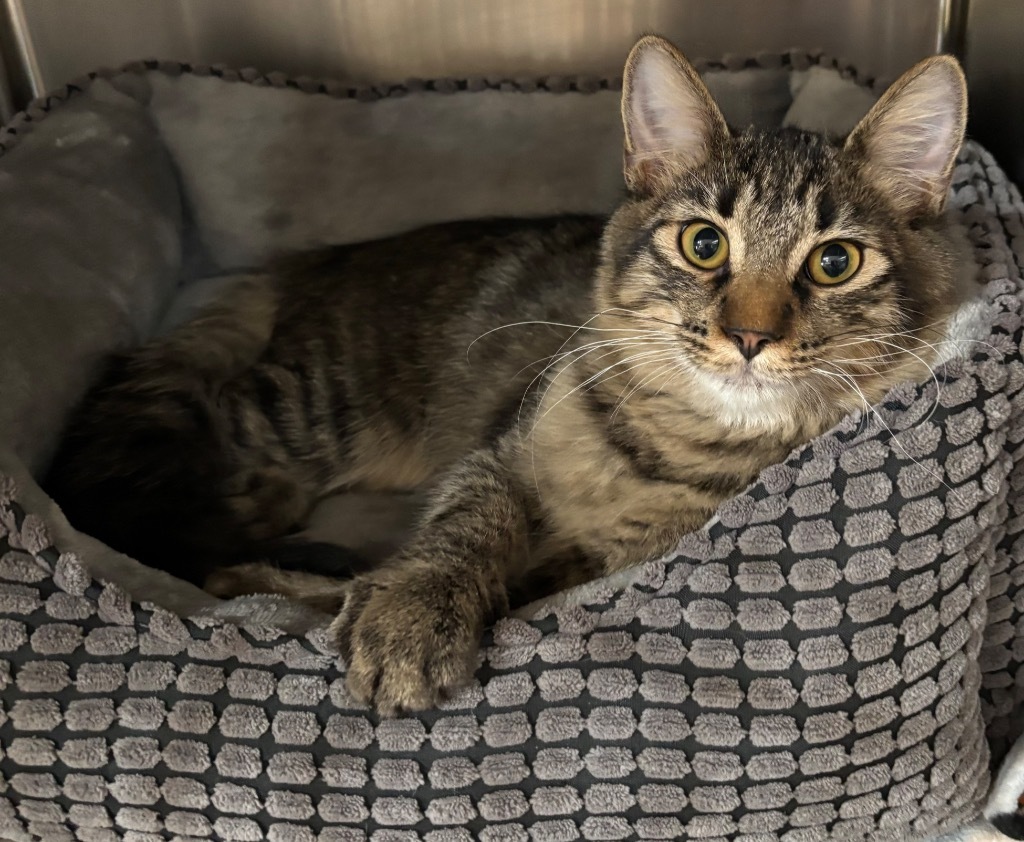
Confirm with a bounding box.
[622,36,730,195]
[845,55,967,218]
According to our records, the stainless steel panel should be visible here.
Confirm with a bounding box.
[962,0,1024,185]
[0,52,12,122]
[0,0,23,121]
[8,0,1019,185]
[7,0,944,96]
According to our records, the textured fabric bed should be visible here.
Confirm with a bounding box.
[0,54,1022,841]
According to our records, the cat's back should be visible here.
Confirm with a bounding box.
[259,214,607,465]
[272,215,605,317]
[264,214,606,425]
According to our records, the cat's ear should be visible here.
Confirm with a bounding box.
[622,36,729,194]
[845,55,967,218]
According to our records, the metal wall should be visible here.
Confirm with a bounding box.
[962,0,1024,187]
[0,50,12,123]
[3,0,947,91]
[0,0,1020,184]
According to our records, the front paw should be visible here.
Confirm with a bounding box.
[331,569,490,715]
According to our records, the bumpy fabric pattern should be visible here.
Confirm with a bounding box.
[1,80,1023,842]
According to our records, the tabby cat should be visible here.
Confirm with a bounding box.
[47,37,969,713]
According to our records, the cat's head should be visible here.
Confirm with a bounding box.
[596,36,968,429]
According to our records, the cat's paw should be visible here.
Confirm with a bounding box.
[330,569,484,715]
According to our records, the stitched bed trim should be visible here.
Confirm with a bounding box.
[0,49,884,159]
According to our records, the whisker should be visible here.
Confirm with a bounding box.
[827,331,998,357]
[467,316,669,357]
[515,335,673,379]
[514,336,677,427]
[532,349,680,430]
[604,306,688,331]
[611,360,679,419]
[813,332,944,430]
[502,309,663,506]
[811,365,960,501]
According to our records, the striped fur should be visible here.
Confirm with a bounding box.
[46,38,969,712]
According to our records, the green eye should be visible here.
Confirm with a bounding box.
[806,241,861,285]
[680,221,729,270]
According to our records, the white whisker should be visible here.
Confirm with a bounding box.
[611,360,679,419]
[532,349,680,431]
[811,364,960,502]
[514,336,677,427]
[467,316,668,358]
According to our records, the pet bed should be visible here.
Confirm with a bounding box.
[0,52,1022,842]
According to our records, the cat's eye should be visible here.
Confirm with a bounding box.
[805,241,861,285]
[680,221,729,270]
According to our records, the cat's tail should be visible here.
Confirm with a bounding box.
[204,539,378,614]
[44,276,282,585]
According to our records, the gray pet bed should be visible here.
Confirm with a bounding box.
[0,53,1022,842]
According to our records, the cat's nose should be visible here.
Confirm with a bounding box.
[723,327,776,361]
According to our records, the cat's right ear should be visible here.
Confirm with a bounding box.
[622,36,729,195]
[845,55,967,218]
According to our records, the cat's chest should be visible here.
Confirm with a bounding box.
[524,453,741,574]
[518,384,807,568]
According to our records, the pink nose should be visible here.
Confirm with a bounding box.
[724,328,775,361]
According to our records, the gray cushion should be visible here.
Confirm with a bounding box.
[0,78,182,473]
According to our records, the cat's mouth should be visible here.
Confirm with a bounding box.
[702,361,790,392]
[701,352,786,382]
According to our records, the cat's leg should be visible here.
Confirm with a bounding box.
[331,448,528,715]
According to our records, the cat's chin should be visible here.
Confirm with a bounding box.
[689,367,802,429]
[700,364,785,393]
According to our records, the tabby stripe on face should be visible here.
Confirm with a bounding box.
[836,287,895,322]
[647,248,691,287]
[634,288,677,309]
[816,192,837,231]
[676,333,710,354]
[716,184,738,218]
[618,221,662,276]
[794,162,825,205]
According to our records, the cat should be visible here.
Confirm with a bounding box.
[45,36,969,714]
